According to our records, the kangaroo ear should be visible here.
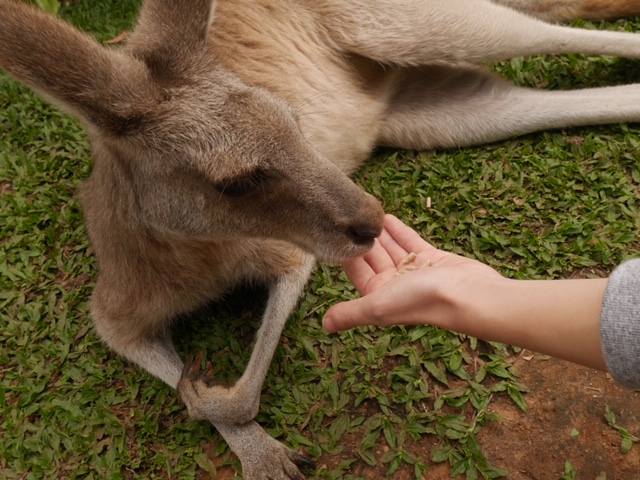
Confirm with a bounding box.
[0,0,156,134]
[126,0,217,79]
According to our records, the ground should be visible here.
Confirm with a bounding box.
[203,351,640,480]
[476,357,640,480]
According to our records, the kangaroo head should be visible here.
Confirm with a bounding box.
[0,0,384,263]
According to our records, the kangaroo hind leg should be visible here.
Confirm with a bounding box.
[380,64,640,150]
[319,0,640,66]
[491,0,640,22]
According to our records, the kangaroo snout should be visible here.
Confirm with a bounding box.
[346,222,382,245]
[342,192,385,247]
[321,189,384,261]
[293,184,383,264]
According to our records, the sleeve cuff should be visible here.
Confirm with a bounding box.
[600,258,640,388]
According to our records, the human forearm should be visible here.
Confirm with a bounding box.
[450,276,608,370]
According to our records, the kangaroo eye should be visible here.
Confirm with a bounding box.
[213,168,268,197]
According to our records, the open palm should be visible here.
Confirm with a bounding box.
[343,215,501,296]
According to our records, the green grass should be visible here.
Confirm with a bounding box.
[1,3,640,479]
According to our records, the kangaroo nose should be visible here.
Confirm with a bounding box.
[346,224,381,245]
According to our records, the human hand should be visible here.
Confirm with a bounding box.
[323,215,608,372]
[323,214,503,332]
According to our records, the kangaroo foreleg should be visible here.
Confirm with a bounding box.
[178,253,315,425]
[380,64,640,150]
[215,421,315,480]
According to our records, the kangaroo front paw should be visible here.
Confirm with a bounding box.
[178,352,259,424]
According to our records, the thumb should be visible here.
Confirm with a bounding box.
[323,296,379,333]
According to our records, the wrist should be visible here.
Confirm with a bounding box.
[421,268,512,338]
[453,275,516,340]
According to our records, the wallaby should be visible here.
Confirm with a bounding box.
[2,0,640,478]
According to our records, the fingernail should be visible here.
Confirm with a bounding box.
[323,316,337,333]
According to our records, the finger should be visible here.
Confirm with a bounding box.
[342,255,375,293]
[344,256,400,295]
[377,224,413,267]
[384,215,451,265]
[383,215,432,254]
[359,236,398,273]
[323,296,380,332]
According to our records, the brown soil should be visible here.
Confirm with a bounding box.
[476,355,640,480]
[0,181,13,196]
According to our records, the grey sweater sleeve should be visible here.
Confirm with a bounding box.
[600,258,640,389]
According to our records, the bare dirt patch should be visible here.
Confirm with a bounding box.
[0,181,13,196]
[477,355,640,480]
